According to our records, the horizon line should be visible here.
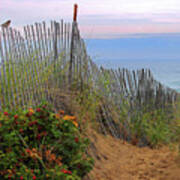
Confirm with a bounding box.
[82,32,180,39]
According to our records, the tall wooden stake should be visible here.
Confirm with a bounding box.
[69,4,78,86]
[73,4,78,22]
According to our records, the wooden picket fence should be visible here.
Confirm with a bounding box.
[0,19,178,141]
[0,20,72,109]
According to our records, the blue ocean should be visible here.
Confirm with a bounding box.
[85,35,180,92]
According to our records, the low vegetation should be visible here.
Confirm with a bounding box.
[0,102,94,179]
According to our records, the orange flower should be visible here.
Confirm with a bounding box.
[45,150,51,157]
[55,113,60,119]
[7,169,12,174]
[72,121,78,127]
[6,148,12,153]
[57,156,62,161]
[45,150,56,162]
[26,148,42,160]
[63,115,76,121]
[29,108,34,114]
[55,156,62,166]
[32,148,37,153]
[50,154,56,161]
[59,110,65,115]
[57,161,63,166]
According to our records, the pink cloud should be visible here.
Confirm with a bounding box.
[1,0,180,38]
[80,24,180,38]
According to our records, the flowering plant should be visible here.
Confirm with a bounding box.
[0,103,94,179]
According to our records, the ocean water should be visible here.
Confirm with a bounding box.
[84,36,180,92]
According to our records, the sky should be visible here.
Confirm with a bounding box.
[1,0,180,38]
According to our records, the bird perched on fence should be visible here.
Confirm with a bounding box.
[1,20,11,28]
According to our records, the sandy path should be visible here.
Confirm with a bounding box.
[86,130,180,180]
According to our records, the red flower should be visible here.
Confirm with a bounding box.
[25,148,31,154]
[77,164,81,169]
[4,112,8,116]
[61,169,65,173]
[28,122,33,126]
[14,114,18,119]
[34,120,38,124]
[38,126,42,131]
[32,176,36,180]
[39,115,44,119]
[61,169,72,175]
[67,170,72,175]
[18,158,23,162]
[28,120,37,127]
[75,137,79,143]
[42,131,47,136]
[36,134,41,140]
[12,168,16,174]
[36,108,41,112]
[42,105,46,109]
[15,163,19,167]
[15,120,18,125]
[19,128,23,133]
[20,176,23,180]
[26,112,33,117]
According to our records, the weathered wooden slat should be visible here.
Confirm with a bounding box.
[2,27,12,108]
[27,25,42,105]
[5,28,17,107]
[53,21,58,62]
[0,30,7,108]
[42,22,49,58]
[16,30,30,106]
[35,23,43,62]
[31,25,44,104]
[9,28,23,107]
[24,26,37,105]
[39,23,46,60]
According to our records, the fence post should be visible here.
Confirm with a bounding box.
[69,4,78,87]
[73,4,78,22]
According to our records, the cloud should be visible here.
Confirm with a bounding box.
[0,0,74,25]
[1,0,180,38]
[79,23,180,38]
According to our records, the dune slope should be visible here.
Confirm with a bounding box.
[85,130,180,180]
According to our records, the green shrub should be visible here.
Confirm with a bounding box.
[127,105,179,147]
[0,103,94,179]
